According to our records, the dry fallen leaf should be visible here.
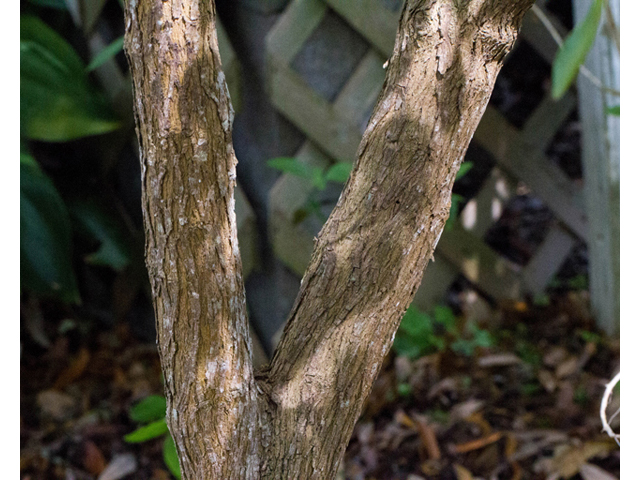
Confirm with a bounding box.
[579,463,618,480]
[414,415,441,460]
[98,453,137,480]
[453,463,474,480]
[538,369,557,392]
[550,441,613,478]
[477,353,521,367]
[394,409,416,429]
[37,389,78,421]
[555,356,579,379]
[453,432,503,454]
[83,440,107,476]
[54,348,91,389]
[544,346,568,368]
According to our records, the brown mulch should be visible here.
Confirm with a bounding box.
[20,291,619,480]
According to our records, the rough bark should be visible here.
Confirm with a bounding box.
[124,0,534,478]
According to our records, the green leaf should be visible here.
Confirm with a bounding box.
[433,305,456,333]
[267,157,315,179]
[606,105,620,116]
[396,382,412,398]
[311,168,327,190]
[28,0,67,9]
[21,157,80,303]
[87,36,125,72]
[129,395,167,423]
[69,199,133,271]
[446,193,464,231]
[20,15,120,141]
[393,306,437,359]
[455,161,474,180]
[124,419,169,443]
[551,0,603,99]
[325,162,352,183]
[163,435,182,479]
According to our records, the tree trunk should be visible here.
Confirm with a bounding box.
[124,0,534,478]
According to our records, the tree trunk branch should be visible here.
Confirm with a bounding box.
[125,1,260,477]
[261,1,534,477]
[124,0,534,478]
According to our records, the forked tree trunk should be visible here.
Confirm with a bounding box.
[124,0,534,478]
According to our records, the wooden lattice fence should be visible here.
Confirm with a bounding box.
[267,0,588,317]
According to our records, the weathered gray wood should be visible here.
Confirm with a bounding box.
[325,0,400,55]
[265,0,327,65]
[522,224,576,293]
[573,0,620,336]
[268,63,364,162]
[217,23,243,111]
[438,225,522,301]
[333,50,387,128]
[475,106,588,241]
[269,143,331,276]
[519,2,567,64]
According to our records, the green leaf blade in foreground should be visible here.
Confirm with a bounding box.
[124,419,169,443]
[87,36,125,72]
[69,200,133,271]
[20,157,79,303]
[20,15,120,141]
[163,435,182,479]
[129,395,167,423]
[551,0,603,99]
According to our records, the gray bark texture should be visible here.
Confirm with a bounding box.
[124,0,535,478]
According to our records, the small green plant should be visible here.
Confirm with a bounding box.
[396,382,412,398]
[577,329,602,345]
[268,157,352,191]
[393,305,447,360]
[450,322,494,357]
[393,304,493,360]
[548,273,589,291]
[125,395,181,479]
[268,157,352,222]
[269,157,474,227]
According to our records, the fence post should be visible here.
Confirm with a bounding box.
[572,0,620,336]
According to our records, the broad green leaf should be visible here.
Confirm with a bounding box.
[21,157,79,303]
[129,395,167,423]
[69,199,133,271]
[124,419,169,443]
[325,162,352,183]
[267,157,315,179]
[28,0,67,9]
[551,0,603,99]
[87,36,124,72]
[20,15,120,141]
[311,168,327,190]
[456,161,474,180]
[163,435,182,479]
[606,105,620,116]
